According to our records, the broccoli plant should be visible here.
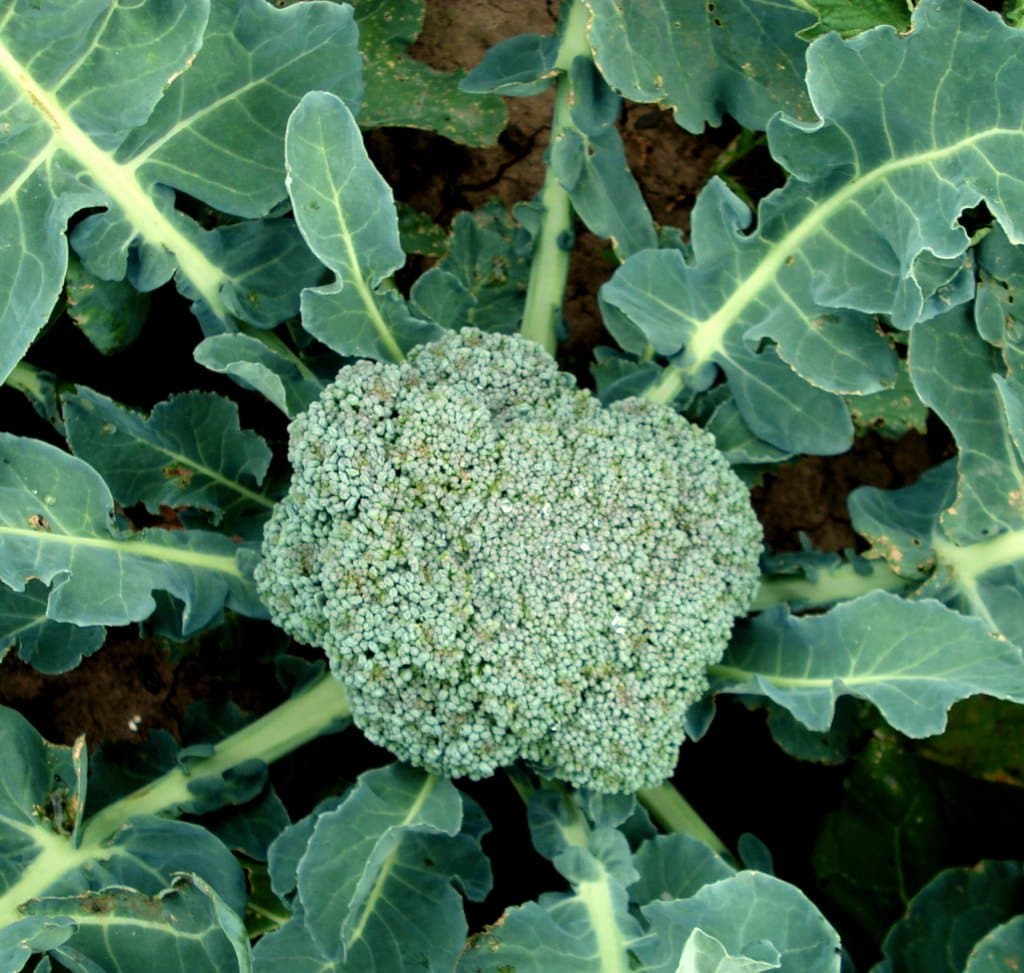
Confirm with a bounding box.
[1,0,1024,970]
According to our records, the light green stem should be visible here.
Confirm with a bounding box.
[641,365,687,406]
[0,675,351,925]
[752,559,914,613]
[519,0,591,354]
[638,783,729,856]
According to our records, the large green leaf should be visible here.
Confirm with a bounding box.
[585,0,814,133]
[354,0,506,145]
[286,91,442,362]
[0,434,264,633]
[0,0,361,382]
[635,873,841,973]
[462,791,839,972]
[600,0,1024,454]
[0,707,246,932]
[24,876,253,973]
[62,388,274,527]
[965,915,1024,972]
[713,592,1024,736]
[875,861,1024,973]
[850,304,1024,646]
[257,764,490,971]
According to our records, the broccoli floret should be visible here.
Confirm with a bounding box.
[255,329,761,793]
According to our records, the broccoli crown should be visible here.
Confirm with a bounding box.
[255,328,761,793]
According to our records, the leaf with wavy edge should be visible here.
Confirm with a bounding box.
[849,304,1024,646]
[257,764,488,972]
[62,388,273,527]
[585,0,813,133]
[715,592,1024,736]
[0,580,104,674]
[0,434,264,633]
[355,0,505,145]
[601,0,1024,454]
[25,876,253,973]
[0,0,360,382]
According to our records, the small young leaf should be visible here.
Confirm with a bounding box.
[550,59,658,260]
[193,334,325,418]
[678,929,780,973]
[412,203,531,334]
[461,31,560,96]
[65,253,148,355]
[286,91,443,361]
[794,0,912,40]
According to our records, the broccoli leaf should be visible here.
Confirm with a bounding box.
[715,592,1024,736]
[23,876,253,973]
[354,0,506,145]
[675,929,780,973]
[0,580,105,674]
[257,764,488,971]
[602,0,1024,454]
[966,916,1024,971]
[635,873,840,972]
[851,303,1024,646]
[556,59,658,260]
[193,334,325,418]
[876,861,1024,973]
[286,91,443,362]
[910,308,1024,540]
[465,793,839,972]
[0,0,361,383]
[2,363,64,433]
[62,388,274,527]
[410,202,532,333]
[0,434,265,634]
[792,0,912,40]
[585,0,814,133]
[629,833,735,903]
[0,707,247,935]
[65,254,148,355]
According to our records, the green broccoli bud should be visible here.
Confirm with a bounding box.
[255,328,761,793]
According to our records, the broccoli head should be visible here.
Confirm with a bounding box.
[255,328,761,793]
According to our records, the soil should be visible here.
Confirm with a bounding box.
[0,0,954,958]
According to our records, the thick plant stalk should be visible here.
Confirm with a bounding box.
[518,0,591,354]
[638,783,730,856]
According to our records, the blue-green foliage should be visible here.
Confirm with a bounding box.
[256,328,761,793]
